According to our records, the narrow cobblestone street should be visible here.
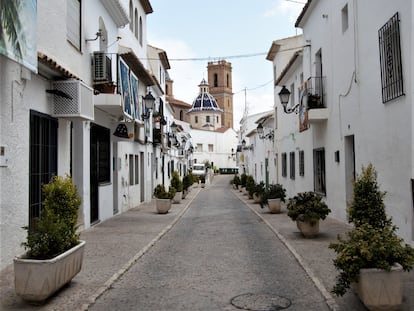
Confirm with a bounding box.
[89,176,329,310]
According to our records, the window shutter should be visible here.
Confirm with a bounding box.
[67,0,81,50]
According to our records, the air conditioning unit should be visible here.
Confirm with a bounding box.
[52,80,94,120]
[92,52,112,82]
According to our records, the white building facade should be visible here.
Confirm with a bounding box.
[269,0,413,243]
[0,0,175,270]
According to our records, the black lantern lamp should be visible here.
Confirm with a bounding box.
[142,91,156,119]
[170,121,178,134]
[279,85,299,114]
[242,139,246,148]
[256,123,264,138]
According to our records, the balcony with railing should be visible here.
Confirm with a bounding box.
[305,76,328,121]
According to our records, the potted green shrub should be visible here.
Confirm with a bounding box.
[232,174,241,190]
[182,173,193,199]
[329,164,414,310]
[245,175,255,199]
[199,174,206,188]
[171,171,183,203]
[252,181,265,204]
[240,173,248,193]
[153,184,175,214]
[287,191,330,237]
[260,183,286,213]
[14,175,85,302]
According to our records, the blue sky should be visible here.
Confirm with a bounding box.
[147,0,305,125]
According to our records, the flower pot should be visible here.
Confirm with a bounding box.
[296,220,319,238]
[201,183,205,188]
[14,240,85,302]
[156,198,171,214]
[182,190,187,199]
[173,191,182,204]
[353,264,403,311]
[267,198,282,214]
[253,193,262,204]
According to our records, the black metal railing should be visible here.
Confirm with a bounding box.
[306,76,325,109]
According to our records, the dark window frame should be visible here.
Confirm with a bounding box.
[313,148,326,195]
[281,152,287,177]
[29,110,58,230]
[290,151,295,180]
[378,12,404,103]
[299,150,305,176]
[91,124,111,183]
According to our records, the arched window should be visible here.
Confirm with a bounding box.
[139,17,143,45]
[180,110,184,121]
[129,0,133,31]
[227,74,230,87]
[134,9,138,39]
[214,73,218,87]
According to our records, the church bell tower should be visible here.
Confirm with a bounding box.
[207,60,233,129]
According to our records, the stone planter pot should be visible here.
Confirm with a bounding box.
[172,191,182,204]
[201,183,205,188]
[267,198,281,214]
[353,264,403,311]
[14,240,86,302]
[182,190,187,199]
[296,220,319,238]
[253,193,262,204]
[156,198,171,214]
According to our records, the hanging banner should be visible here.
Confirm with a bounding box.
[119,58,133,119]
[130,71,140,121]
[0,0,37,72]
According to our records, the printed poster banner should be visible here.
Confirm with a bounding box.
[119,58,133,119]
[130,72,140,121]
[0,0,37,72]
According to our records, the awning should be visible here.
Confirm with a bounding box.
[37,52,80,80]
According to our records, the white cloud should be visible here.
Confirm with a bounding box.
[264,0,305,23]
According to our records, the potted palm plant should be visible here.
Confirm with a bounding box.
[153,184,175,214]
[329,164,414,310]
[171,171,183,203]
[287,191,330,237]
[14,175,85,302]
[260,183,286,213]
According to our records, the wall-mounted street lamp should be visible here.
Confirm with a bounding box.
[170,121,178,134]
[142,91,156,119]
[256,123,274,141]
[241,139,253,151]
[257,123,264,139]
[228,148,236,160]
[279,85,299,114]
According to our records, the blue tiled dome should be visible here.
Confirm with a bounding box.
[188,79,223,112]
